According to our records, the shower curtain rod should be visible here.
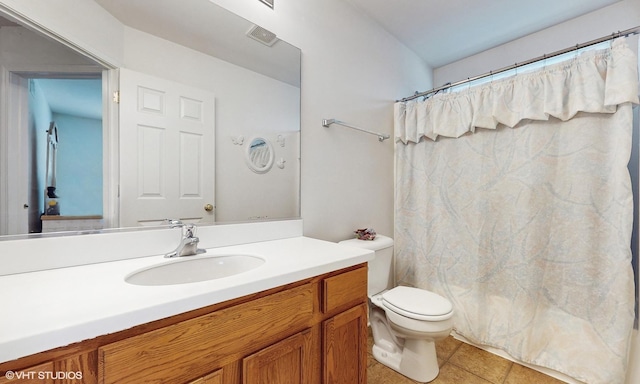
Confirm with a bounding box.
[397,25,640,103]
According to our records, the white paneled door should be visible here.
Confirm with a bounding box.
[119,69,215,228]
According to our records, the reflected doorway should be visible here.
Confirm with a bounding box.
[0,17,110,236]
[6,74,104,234]
[28,77,103,233]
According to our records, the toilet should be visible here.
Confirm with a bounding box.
[339,235,453,383]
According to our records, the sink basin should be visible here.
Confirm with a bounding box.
[125,254,265,286]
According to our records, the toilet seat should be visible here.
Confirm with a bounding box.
[382,286,453,321]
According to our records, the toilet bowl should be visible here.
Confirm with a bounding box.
[339,235,453,383]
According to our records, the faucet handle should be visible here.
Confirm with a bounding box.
[165,219,183,228]
[184,224,197,238]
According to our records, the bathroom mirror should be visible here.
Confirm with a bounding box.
[0,0,301,237]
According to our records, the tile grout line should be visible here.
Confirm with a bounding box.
[444,338,463,364]
[445,342,513,384]
[447,360,498,384]
[501,362,515,384]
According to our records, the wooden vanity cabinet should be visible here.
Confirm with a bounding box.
[322,268,369,384]
[0,264,368,384]
[242,329,314,383]
[323,304,368,384]
[187,369,223,384]
[0,362,55,384]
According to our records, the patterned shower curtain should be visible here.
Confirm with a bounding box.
[394,38,639,384]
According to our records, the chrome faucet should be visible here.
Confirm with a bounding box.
[164,221,204,258]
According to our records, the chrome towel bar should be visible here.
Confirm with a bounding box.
[322,118,390,142]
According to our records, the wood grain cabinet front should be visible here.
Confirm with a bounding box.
[323,304,368,384]
[243,329,314,384]
[322,267,367,313]
[98,283,314,384]
[0,264,368,384]
[0,362,54,384]
[187,369,223,384]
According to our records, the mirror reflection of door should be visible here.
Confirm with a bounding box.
[119,69,215,228]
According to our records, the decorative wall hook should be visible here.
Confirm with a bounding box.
[231,135,244,145]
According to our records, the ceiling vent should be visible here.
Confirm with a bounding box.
[259,0,274,9]
[246,25,278,47]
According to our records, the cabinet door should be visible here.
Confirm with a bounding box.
[187,369,222,384]
[243,329,313,384]
[323,303,367,384]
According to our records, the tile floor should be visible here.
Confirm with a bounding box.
[367,330,566,384]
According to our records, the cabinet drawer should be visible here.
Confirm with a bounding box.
[322,266,367,313]
[98,283,314,384]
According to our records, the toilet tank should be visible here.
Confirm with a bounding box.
[339,235,394,297]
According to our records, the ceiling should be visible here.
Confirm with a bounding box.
[91,0,621,77]
[36,79,103,120]
[344,0,621,68]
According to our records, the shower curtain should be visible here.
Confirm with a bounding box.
[394,38,639,384]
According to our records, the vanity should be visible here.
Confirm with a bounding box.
[0,222,373,384]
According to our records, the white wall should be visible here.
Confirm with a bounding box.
[53,112,103,216]
[208,0,432,241]
[434,0,640,85]
[0,0,123,67]
[0,26,99,69]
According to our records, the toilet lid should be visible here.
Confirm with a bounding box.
[382,286,453,321]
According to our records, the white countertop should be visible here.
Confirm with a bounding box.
[0,236,373,363]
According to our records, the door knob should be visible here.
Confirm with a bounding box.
[204,204,214,212]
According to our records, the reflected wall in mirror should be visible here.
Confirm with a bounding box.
[0,0,301,238]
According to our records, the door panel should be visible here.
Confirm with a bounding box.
[323,304,367,384]
[243,329,313,384]
[119,69,215,227]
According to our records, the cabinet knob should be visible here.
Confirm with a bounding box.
[204,204,214,212]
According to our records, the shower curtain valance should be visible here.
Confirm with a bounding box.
[395,38,639,144]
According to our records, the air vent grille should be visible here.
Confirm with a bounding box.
[247,25,278,47]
